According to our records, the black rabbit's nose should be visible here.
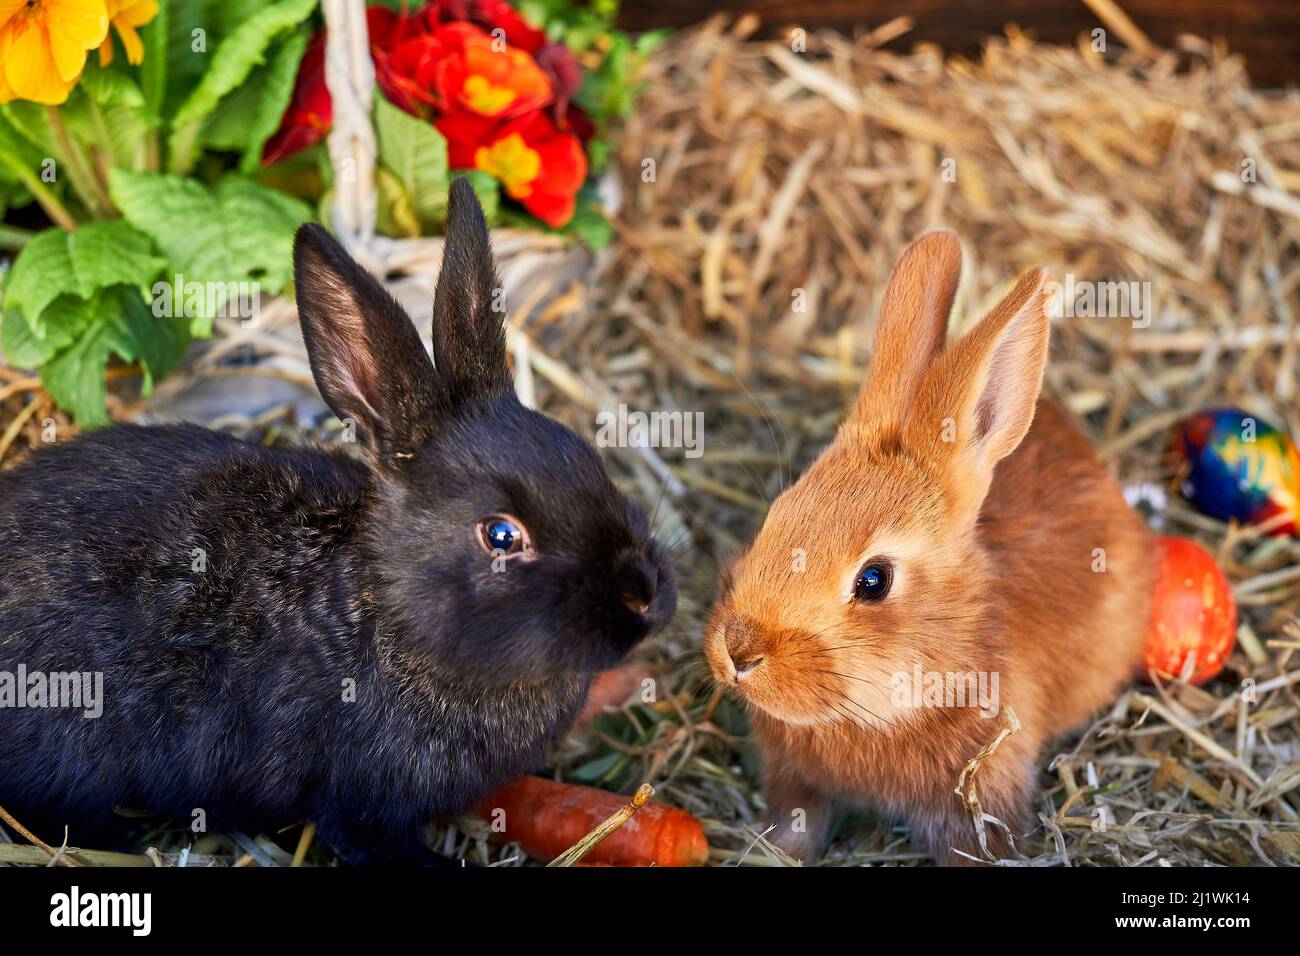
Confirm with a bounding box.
[622,593,650,616]
[621,560,658,616]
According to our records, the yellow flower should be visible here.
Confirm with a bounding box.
[475,133,541,200]
[98,0,157,66]
[462,74,519,117]
[0,0,108,105]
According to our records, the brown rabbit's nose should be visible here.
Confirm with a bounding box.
[715,613,767,682]
[621,593,650,616]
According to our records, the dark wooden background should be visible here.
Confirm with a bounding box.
[617,1,1300,87]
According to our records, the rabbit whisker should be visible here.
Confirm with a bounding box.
[813,668,876,688]
[818,692,878,735]
[646,464,675,534]
[822,685,886,727]
[732,373,791,495]
[711,435,779,508]
[785,642,864,658]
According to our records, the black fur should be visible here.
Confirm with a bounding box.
[0,179,676,864]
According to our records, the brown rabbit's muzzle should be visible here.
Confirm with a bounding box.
[707,604,853,726]
[705,608,767,686]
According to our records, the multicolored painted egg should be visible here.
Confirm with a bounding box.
[1175,408,1300,536]
[1143,536,1237,685]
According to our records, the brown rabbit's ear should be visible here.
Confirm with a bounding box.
[429,177,511,403]
[846,230,961,445]
[294,222,442,465]
[906,267,1051,521]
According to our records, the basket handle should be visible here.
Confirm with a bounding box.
[321,0,379,266]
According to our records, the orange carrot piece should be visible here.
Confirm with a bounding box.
[573,664,654,729]
[473,775,709,867]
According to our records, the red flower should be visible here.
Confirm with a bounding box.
[263,33,330,165]
[436,109,501,169]
[264,7,431,162]
[443,110,586,227]
[428,0,546,53]
[373,7,445,114]
[432,22,551,120]
[560,102,596,145]
[366,5,413,47]
[266,2,590,230]
[533,42,582,120]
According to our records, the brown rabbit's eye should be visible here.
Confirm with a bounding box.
[853,562,893,602]
[476,515,530,557]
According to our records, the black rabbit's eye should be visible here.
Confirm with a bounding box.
[475,515,530,561]
[486,519,518,550]
[853,562,892,602]
[476,514,530,557]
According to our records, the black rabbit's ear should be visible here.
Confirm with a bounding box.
[430,178,512,402]
[294,223,442,464]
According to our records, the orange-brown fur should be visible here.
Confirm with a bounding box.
[706,233,1153,865]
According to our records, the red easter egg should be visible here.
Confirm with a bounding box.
[1143,536,1237,685]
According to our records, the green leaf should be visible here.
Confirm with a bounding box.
[31,287,191,425]
[374,94,448,232]
[4,222,165,334]
[76,67,147,110]
[168,0,317,172]
[213,0,277,38]
[67,221,167,304]
[42,313,115,427]
[2,230,70,330]
[0,179,31,219]
[561,184,611,248]
[0,113,44,217]
[34,292,132,427]
[109,168,310,337]
[44,292,107,339]
[240,27,310,174]
[198,79,265,151]
[105,287,190,393]
[138,0,170,122]
[3,308,57,368]
[372,167,420,238]
[62,71,150,171]
[156,0,213,121]
[570,750,623,784]
[0,102,55,160]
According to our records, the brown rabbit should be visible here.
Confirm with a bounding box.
[706,232,1153,865]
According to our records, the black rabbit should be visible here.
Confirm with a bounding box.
[0,179,676,864]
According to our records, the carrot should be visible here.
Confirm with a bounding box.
[573,664,654,730]
[546,783,656,866]
[473,776,710,866]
